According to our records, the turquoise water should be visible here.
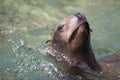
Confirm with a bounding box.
[0,0,120,79]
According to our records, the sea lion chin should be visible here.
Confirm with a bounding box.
[46,13,102,75]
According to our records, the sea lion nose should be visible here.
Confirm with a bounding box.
[74,13,82,20]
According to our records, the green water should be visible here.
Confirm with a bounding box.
[0,0,120,80]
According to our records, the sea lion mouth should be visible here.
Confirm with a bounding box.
[67,13,92,43]
[68,21,92,44]
[75,13,92,32]
[75,13,92,31]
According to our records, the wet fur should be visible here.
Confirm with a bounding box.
[46,13,102,74]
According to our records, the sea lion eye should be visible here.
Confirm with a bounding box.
[57,24,64,30]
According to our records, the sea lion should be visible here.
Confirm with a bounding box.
[46,13,102,75]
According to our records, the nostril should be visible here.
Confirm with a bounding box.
[74,13,82,19]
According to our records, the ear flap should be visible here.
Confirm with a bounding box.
[46,39,51,43]
[90,29,93,32]
[46,34,53,44]
[46,36,52,43]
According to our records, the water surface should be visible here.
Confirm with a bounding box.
[0,0,120,79]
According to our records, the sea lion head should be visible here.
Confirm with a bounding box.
[46,13,102,73]
[47,13,91,52]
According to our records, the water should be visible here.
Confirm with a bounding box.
[0,0,120,80]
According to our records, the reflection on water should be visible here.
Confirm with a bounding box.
[0,0,120,79]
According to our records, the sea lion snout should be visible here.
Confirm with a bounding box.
[74,13,87,22]
[74,13,93,33]
[74,13,82,20]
